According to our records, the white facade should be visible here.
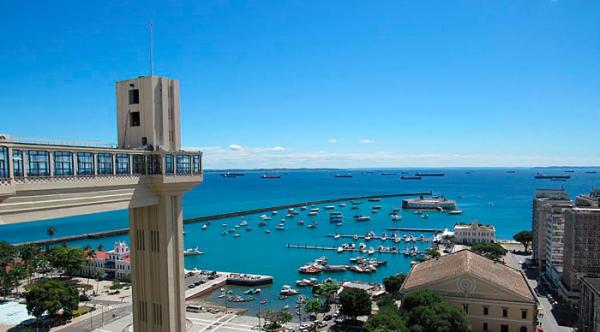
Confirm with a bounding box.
[80,241,131,281]
[454,220,496,244]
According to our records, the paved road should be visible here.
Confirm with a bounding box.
[57,304,131,332]
[504,251,572,332]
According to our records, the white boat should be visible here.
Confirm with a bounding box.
[337,246,344,253]
[339,203,347,207]
[272,211,278,215]
[353,234,359,240]
[297,220,305,225]
[390,214,402,221]
[222,223,227,227]
[239,220,248,226]
[233,234,241,238]
[355,216,371,222]
[324,205,335,210]
[184,247,203,256]
[307,223,317,229]
[394,237,401,243]
[334,234,341,239]
[260,215,272,221]
[280,285,299,296]
[276,224,285,230]
[308,211,318,216]
[448,210,463,215]
[420,214,429,219]
[300,206,307,210]
[202,224,208,230]
[336,222,343,226]
[367,247,375,255]
[265,230,271,234]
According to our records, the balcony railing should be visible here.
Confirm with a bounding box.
[0,143,202,182]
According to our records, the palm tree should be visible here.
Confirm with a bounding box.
[84,247,95,288]
[46,227,56,252]
[97,244,104,252]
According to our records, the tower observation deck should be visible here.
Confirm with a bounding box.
[0,75,203,331]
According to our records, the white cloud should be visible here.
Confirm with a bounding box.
[359,139,374,144]
[229,144,242,151]
[182,145,600,169]
[328,139,337,144]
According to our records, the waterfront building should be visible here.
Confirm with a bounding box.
[542,200,574,289]
[579,277,600,332]
[0,75,203,332]
[453,220,496,244]
[560,193,600,303]
[532,189,571,271]
[400,249,537,332]
[80,242,131,281]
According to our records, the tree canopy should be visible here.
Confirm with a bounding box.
[261,309,292,330]
[401,289,470,332]
[47,247,86,277]
[363,306,407,332]
[471,243,507,261]
[339,287,372,320]
[513,230,533,252]
[305,298,322,314]
[383,273,406,295]
[25,278,79,323]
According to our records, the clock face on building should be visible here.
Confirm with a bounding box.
[457,278,476,292]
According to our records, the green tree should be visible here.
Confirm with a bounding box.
[471,243,507,261]
[305,298,322,315]
[313,281,340,309]
[25,278,79,326]
[18,244,41,284]
[363,306,407,332]
[426,248,441,259]
[260,309,292,331]
[339,287,372,321]
[513,230,533,253]
[383,273,406,295]
[47,247,86,278]
[0,241,17,299]
[401,289,470,332]
[97,244,105,252]
[375,294,396,309]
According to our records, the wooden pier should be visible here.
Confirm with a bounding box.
[325,233,432,242]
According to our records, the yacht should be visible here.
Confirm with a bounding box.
[339,203,347,207]
[258,221,268,226]
[308,211,318,216]
[222,223,227,227]
[265,230,271,234]
[307,222,317,229]
[297,220,305,225]
[448,210,463,215]
[233,234,240,238]
[355,215,371,222]
[324,205,335,210]
[202,224,208,230]
[280,285,299,296]
[239,220,248,226]
[184,247,203,256]
[272,210,278,215]
[420,214,429,219]
[276,224,285,230]
[390,214,402,221]
[334,234,341,239]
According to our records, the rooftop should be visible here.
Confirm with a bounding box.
[402,249,534,301]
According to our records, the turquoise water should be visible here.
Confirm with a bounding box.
[1,168,599,314]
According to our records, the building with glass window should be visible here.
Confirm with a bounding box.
[0,75,202,332]
[400,250,538,332]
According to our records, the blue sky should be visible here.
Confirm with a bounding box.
[1,1,599,168]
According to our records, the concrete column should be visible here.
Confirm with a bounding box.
[129,194,186,332]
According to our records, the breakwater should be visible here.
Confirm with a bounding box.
[14,192,431,247]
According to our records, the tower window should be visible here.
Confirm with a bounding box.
[129,89,139,104]
[130,112,140,127]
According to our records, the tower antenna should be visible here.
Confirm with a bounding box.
[148,19,154,76]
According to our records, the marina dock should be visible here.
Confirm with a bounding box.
[184,270,273,300]
[385,227,443,233]
[286,243,413,254]
[326,233,433,241]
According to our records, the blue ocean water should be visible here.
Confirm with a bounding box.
[1,168,598,313]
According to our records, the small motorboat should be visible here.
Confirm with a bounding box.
[184,247,203,256]
[390,214,402,221]
[202,224,208,230]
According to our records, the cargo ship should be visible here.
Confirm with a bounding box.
[534,173,570,180]
[401,176,422,180]
[334,174,353,178]
[261,174,281,179]
[221,172,245,178]
[415,172,445,177]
